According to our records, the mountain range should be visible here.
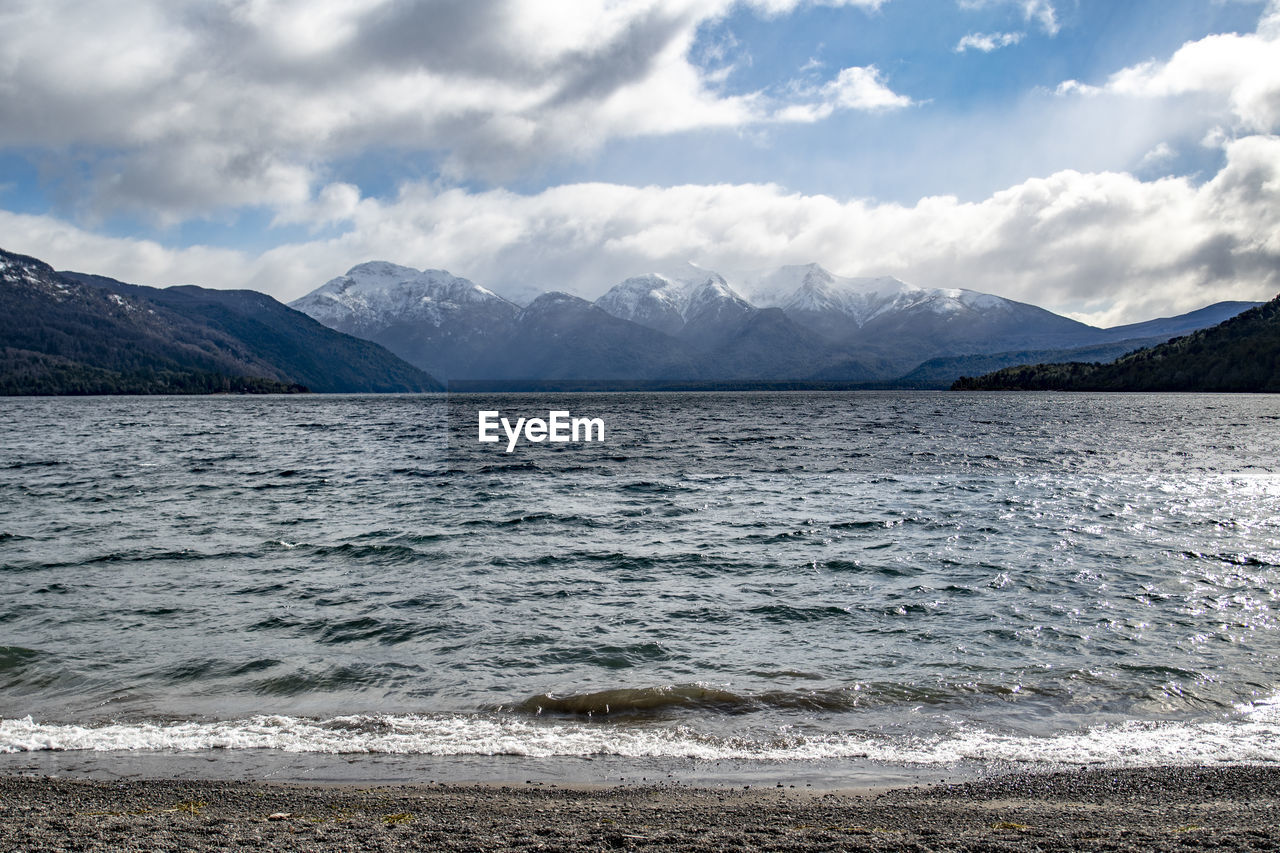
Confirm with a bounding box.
[3,243,1263,394]
[289,261,1261,387]
[0,248,439,395]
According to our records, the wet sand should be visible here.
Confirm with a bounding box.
[3,765,1279,851]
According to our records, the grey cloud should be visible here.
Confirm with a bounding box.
[346,0,521,76]
[2,0,915,220]
[546,9,696,106]
[1180,239,1280,299]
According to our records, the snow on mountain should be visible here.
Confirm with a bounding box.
[496,290,704,381]
[1,250,76,300]
[593,261,1042,359]
[288,261,521,382]
[683,273,752,321]
[518,291,595,320]
[596,274,685,314]
[735,263,1014,330]
[289,261,516,334]
[281,255,1259,385]
[594,269,753,337]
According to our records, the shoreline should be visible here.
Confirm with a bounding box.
[4,765,1279,851]
[0,748,966,792]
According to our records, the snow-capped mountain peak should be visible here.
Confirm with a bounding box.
[520,291,591,316]
[728,263,1021,330]
[594,270,753,336]
[597,273,684,311]
[682,272,751,320]
[743,265,914,328]
[290,262,514,332]
[342,260,421,282]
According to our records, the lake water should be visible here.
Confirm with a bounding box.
[2,392,1279,785]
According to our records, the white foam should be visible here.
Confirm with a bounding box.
[5,700,1280,766]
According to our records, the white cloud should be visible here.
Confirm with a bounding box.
[775,65,913,121]
[1202,125,1232,148]
[958,0,1058,36]
[1136,141,1176,170]
[0,0,898,221]
[1054,79,1100,97]
[1262,0,1280,38]
[9,135,1277,327]
[746,0,886,12]
[1058,3,1280,133]
[1023,0,1059,36]
[822,66,914,110]
[0,211,257,292]
[955,31,1025,53]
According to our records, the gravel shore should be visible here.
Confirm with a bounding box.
[3,765,1279,851]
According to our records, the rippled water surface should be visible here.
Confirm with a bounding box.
[2,392,1280,777]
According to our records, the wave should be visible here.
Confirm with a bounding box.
[5,695,1280,765]
[506,683,1040,718]
[4,459,64,470]
[620,481,697,494]
[829,518,914,530]
[0,646,44,673]
[246,614,436,646]
[513,685,748,716]
[6,540,430,573]
[1181,551,1279,568]
[477,461,541,473]
[8,546,266,572]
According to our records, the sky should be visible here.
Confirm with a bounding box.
[1,0,1279,325]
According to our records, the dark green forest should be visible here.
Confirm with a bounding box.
[0,348,305,395]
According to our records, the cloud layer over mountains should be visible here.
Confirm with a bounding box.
[8,132,1276,327]
[1,0,1278,326]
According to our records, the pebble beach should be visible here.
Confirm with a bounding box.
[4,765,1280,852]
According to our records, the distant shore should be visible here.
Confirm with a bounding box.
[3,765,1278,852]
